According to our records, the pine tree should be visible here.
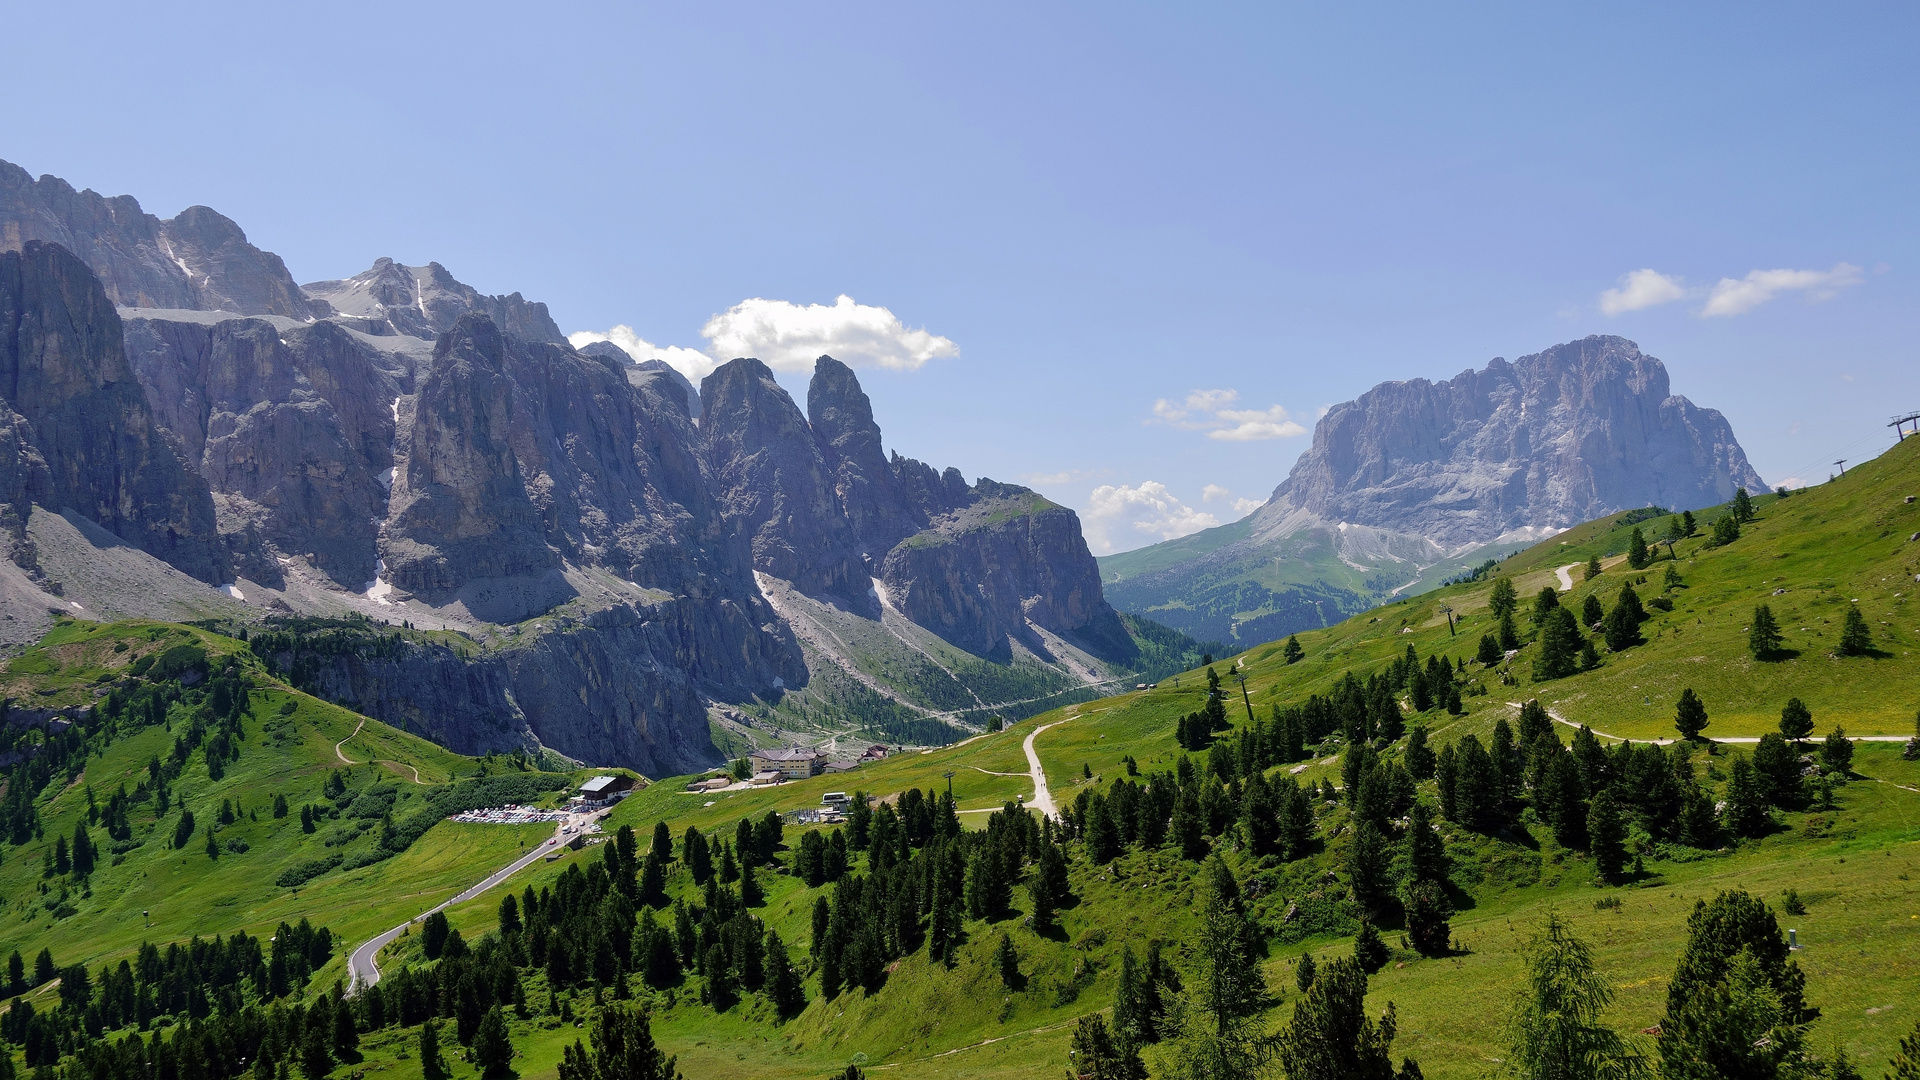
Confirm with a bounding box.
[1284,635,1305,664]
[1171,786,1207,861]
[1585,554,1602,581]
[1067,1014,1147,1080]
[1498,610,1520,652]
[1405,726,1435,780]
[555,1004,677,1080]
[1353,918,1390,974]
[1749,604,1783,659]
[1587,790,1627,884]
[473,1006,513,1078]
[1489,577,1518,620]
[1346,820,1392,916]
[1752,733,1802,809]
[1602,583,1644,652]
[1532,608,1581,681]
[652,820,673,861]
[1624,526,1649,570]
[1502,913,1641,1080]
[1167,860,1278,1079]
[1820,727,1854,774]
[1664,563,1683,590]
[1581,593,1605,629]
[1532,586,1561,632]
[996,933,1020,989]
[204,824,220,860]
[1295,952,1317,993]
[1721,755,1771,839]
[1276,955,1409,1080]
[1779,697,1814,742]
[1733,486,1755,523]
[1838,605,1873,655]
[1476,633,1502,666]
[1681,509,1697,537]
[1890,1019,1920,1080]
[1658,892,1816,1079]
[1673,688,1709,741]
[1709,514,1740,547]
[1113,946,1158,1047]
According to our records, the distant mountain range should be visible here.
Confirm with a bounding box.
[1101,336,1767,644]
[1,158,1190,776]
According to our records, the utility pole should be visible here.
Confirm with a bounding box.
[1834,459,1847,476]
[1233,670,1255,724]
[943,770,954,800]
[1438,604,1456,636]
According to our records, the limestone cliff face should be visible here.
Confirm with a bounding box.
[700,358,872,608]
[0,160,316,318]
[0,241,227,582]
[302,258,565,344]
[383,315,557,592]
[880,486,1132,661]
[1263,335,1767,548]
[121,316,403,588]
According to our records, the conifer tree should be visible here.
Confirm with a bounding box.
[1681,509,1697,536]
[1284,634,1305,664]
[1838,605,1873,656]
[1276,955,1413,1080]
[1721,755,1771,839]
[1749,604,1782,659]
[1296,952,1317,993]
[1587,790,1628,884]
[1476,633,1503,666]
[555,1004,677,1080]
[1673,688,1709,741]
[1779,697,1814,742]
[1733,486,1755,523]
[1709,514,1740,547]
[1820,727,1854,774]
[1657,891,1816,1079]
[1664,563,1683,590]
[1489,577,1518,620]
[1114,946,1161,1047]
[997,934,1020,989]
[1751,733,1802,809]
[1172,786,1207,861]
[1067,1013,1147,1080]
[1533,608,1581,681]
[1532,587,1560,631]
[652,820,673,861]
[1405,726,1435,780]
[1345,820,1392,917]
[1890,1019,1920,1080]
[1502,913,1641,1080]
[1498,610,1520,652]
[1585,554,1602,581]
[1602,584,1644,652]
[1581,593,1604,629]
[1167,860,1278,1079]
[1353,918,1390,974]
[1627,526,1651,570]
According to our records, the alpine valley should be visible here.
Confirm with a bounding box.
[1,156,1917,1080]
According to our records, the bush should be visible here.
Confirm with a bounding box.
[275,854,343,888]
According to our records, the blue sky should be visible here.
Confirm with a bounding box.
[7,3,1916,553]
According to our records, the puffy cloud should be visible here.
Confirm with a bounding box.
[1599,269,1688,315]
[702,295,958,372]
[1596,263,1865,319]
[567,326,720,383]
[1149,389,1306,441]
[571,294,957,384]
[1200,483,1264,517]
[1081,481,1220,555]
[1701,263,1863,317]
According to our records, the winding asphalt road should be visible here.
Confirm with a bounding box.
[346,811,601,991]
[1554,563,1578,591]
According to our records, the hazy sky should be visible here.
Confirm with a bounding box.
[7,3,1916,553]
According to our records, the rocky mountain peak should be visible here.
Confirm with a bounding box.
[808,354,917,555]
[301,258,565,344]
[1261,334,1767,549]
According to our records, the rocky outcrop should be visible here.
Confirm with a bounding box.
[881,485,1132,661]
[701,358,872,608]
[809,355,922,556]
[1263,335,1766,548]
[121,316,403,588]
[1,159,315,318]
[0,241,227,583]
[302,258,565,344]
[1102,335,1771,647]
[383,315,557,592]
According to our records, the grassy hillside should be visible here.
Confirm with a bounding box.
[0,619,589,997]
[4,437,1918,1080]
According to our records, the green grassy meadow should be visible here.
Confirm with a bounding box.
[3,441,1920,1078]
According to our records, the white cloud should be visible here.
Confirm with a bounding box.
[701,295,958,372]
[1700,263,1863,317]
[1599,269,1688,315]
[1149,389,1306,442]
[1232,496,1263,515]
[1200,483,1264,517]
[567,326,721,383]
[1200,483,1231,502]
[571,294,957,385]
[1081,481,1220,555]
